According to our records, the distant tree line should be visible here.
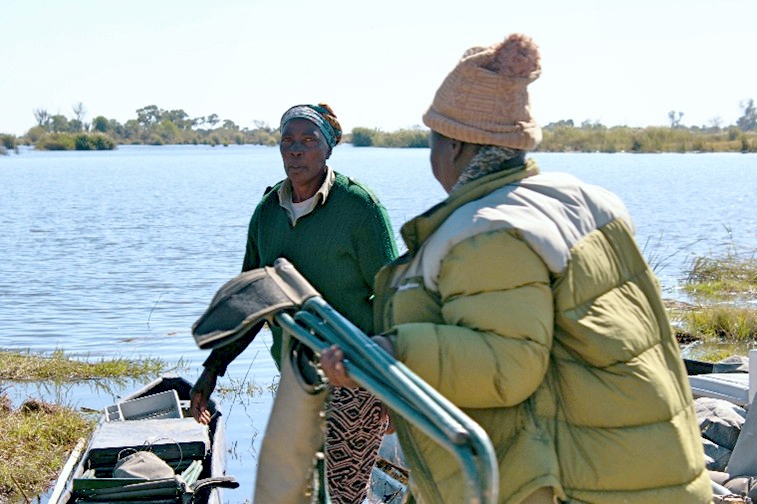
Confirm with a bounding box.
[7,103,279,151]
[1,98,756,153]
[537,120,757,153]
[350,127,429,148]
[348,99,757,153]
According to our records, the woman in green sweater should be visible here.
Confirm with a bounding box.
[191,103,398,504]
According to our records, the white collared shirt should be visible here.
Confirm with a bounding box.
[277,166,336,225]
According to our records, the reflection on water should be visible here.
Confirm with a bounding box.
[1,146,755,502]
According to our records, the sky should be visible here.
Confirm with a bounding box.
[1,0,755,137]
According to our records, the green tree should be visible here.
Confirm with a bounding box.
[737,99,757,131]
[108,119,124,137]
[156,120,180,143]
[351,127,375,146]
[92,115,109,133]
[668,110,684,128]
[253,120,272,132]
[33,108,51,130]
[68,119,83,132]
[25,125,46,142]
[122,119,141,142]
[163,109,192,130]
[543,119,575,130]
[72,102,86,131]
[222,119,238,131]
[136,105,161,127]
[50,114,68,133]
[707,117,723,132]
[206,113,219,128]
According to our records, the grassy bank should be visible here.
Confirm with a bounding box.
[672,248,757,360]
[0,350,174,502]
[347,125,757,152]
[0,349,170,382]
[0,397,94,502]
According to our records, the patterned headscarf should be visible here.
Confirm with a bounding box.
[280,103,343,149]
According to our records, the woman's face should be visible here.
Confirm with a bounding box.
[429,131,457,193]
[279,118,331,188]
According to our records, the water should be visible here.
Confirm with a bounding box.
[1,145,756,502]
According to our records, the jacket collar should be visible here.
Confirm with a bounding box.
[400,159,540,253]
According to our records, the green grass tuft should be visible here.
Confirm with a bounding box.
[0,348,171,382]
[683,250,757,300]
[0,397,96,501]
[684,306,757,342]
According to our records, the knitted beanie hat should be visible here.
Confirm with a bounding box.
[422,33,542,150]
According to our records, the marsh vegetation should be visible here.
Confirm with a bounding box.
[672,247,757,361]
[0,351,175,502]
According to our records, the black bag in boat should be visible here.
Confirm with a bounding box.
[192,258,320,350]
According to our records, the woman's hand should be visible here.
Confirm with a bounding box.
[190,367,218,425]
[320,336,397,433]
[319,335,395,389]
[319,344,358,388]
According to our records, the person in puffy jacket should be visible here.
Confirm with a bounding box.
[321,34,711,504]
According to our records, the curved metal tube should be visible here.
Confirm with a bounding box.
[274,297,499,504]
[302,298,498,504]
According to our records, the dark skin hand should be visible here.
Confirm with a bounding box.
[319,335,395,387]
[190,367,218,425]
[320,335,396,433]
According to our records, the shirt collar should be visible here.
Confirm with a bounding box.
[277,166,336,223]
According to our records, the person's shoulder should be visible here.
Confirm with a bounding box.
[250,181,284,222]
[332,171,383,205]
[259,180,284,202]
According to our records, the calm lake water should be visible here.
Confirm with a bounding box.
[1,145,755,502]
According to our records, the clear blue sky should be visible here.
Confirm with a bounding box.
[1,0,755,136]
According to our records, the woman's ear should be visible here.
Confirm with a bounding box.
[454,141,482,172]
[449,138,464,161]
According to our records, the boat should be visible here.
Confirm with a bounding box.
[683,355,757,503]
[685,355,753,406]
[48,375,238,504]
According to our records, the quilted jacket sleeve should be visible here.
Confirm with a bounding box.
[393,229,553,409]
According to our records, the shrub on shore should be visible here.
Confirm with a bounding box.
[350,127,429,148]
[35,132,116,151]
[1,133,16,149]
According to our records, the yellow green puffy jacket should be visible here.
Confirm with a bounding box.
[373,161,711,504]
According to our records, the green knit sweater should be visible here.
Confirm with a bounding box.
[205,171,397,372]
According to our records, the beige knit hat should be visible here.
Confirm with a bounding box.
[422,33,542,150]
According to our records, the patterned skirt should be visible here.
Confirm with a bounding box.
[325,386,386,504]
